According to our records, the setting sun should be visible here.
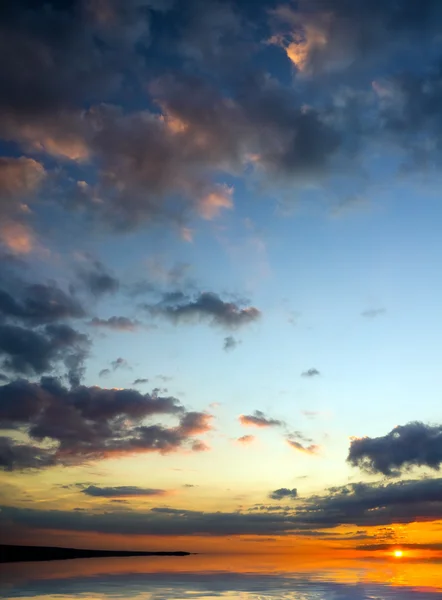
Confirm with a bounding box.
[394,550,404,558]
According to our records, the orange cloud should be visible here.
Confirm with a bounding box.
[0,156,45,198]
[0,220,35,254]
[287,440,320,455]
[198,184,234,220]
[236,435,255,444]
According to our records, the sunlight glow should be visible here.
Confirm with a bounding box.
[393,549,404,558]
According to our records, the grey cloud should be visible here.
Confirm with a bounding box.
[81,485,169,498]
[348,421,442,476]
[0,323,90,385]
[111,357,130,371]
[301,368,320,377]
[89,317,141,332]
[76,257,119,297]
[0,436,55,471]
[4,476,442,534]
[0,282,85,325]
[147,291,261,329]
[133,378,149,385]
[296,477,442,529]
[0,504,303,537]
[270,0,442,76]
[223,336,240,351]
[239,410,284,428]
[269,488,298,501]
[2,0,442,239]
[361,308,386,319]
[0,0,162,121]
[99,368,110,378]
[0,378,211,470]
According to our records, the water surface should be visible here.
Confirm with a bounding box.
[1,553,441,599]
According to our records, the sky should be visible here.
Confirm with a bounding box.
[1,0,442,559]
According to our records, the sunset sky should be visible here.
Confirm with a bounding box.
[1,0,442,559]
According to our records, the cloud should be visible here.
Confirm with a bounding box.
[301,368,320,377]
[0,156,45,216]
[76,256,120,297]
[269,0,442,76]
[361,308,386,319]
[0,282,85,325]
[197,184,234,220]
[2,0,442,240]
[223,335,241,351]
[287,439,320,455]
[0,436,55,471]
[5,477,442,534]
[269,488,298,501]
[236,435,255,444]
[296,477,442,529]
[81,485,169,498]
[0,0,346,234]
[0,378,212,471]
[110,357,130,371]
[239,411,284,428]
[89,317,142,332]
[0,323,90,385]
[147,291,261,329]
[347,421,442,476]
[0,221,36,255]
[133,378,149,385]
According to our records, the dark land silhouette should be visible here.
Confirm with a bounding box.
[0,544,191,563]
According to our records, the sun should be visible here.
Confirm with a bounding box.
[393,549,404,558]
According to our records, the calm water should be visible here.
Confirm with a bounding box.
[1,554,441,599]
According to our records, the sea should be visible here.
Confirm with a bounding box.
[0,553,441,599]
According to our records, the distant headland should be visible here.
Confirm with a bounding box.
[0,544,192,563]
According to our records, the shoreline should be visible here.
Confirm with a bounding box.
[0,544,192,564]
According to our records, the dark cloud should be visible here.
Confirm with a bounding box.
[223,335,240,351]
[110,357,130,371]
[147,291,261,329]
[0,436,55,471]
[0,504,303,537]
[1,0,442,238]
[133,378,149,385]
[0,0,163,120]
[348,421,442,476]
[361,308,386,319]
[269,488,298,501]
[295,477,442,529]
[81,485,169,498]
[4,476,442,534]
[239,410,284,428]
[0,323,90,385]
[0,378,212,470]
[99,368,111,378]
[76,257,119,297]
[0,264,89,384]
[269,0,442,76]
[0,0,346,233]
[301,368,320,377]
[357,542,442,552]
[89,317,141,332]
[0,282,85,325]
